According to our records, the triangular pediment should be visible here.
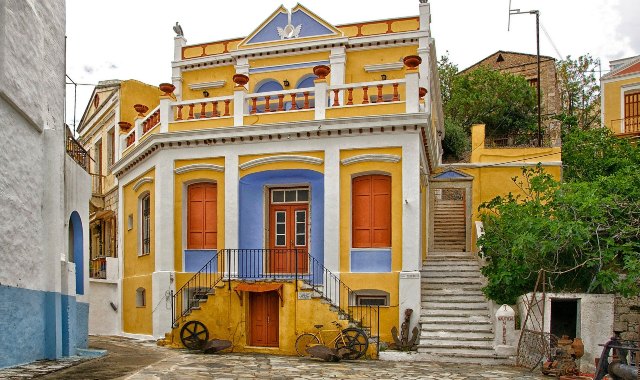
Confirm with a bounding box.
[238,4,341,48]
[433,170,473,180]
[77,81,120,134]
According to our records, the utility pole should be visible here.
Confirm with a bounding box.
[509,1,542,147]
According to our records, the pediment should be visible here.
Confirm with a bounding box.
[238,4,341,48]
[432,170,473,180]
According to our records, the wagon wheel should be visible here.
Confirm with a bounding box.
[180,320,209,350]
[335,327,369,359]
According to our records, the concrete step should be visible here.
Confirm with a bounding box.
[420,309,490,318]
[420,271,482,279]
[414,351,511,365]
[419,287,484,295]
[433,245,466,251]
[423,260,479,267]
[418,338,494,349]
[421,285,485,293]
[421,301,489,310]
[421,277,484,285]
[420,330,494,340]
[422,294,487,303]
[417,345,497,356]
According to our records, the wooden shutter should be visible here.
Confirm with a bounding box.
[188,183,217,249]
[352,175,391,248]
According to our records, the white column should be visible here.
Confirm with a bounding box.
[330,47,346,104]
[399,137,422,329]
[225,154,239,275]
[323,145,340,274]
[173,36,186,100]
[314,79,328,120]
[233,87,247,126]
[151,271,173,338]
[159,96,173,133]
[418,0,431,36]
[405,70,420,113]
[116,182,124,335]
[134,117,143,146]
[114,101,122,161]
[234,57,249,76]
[154,156,174,272]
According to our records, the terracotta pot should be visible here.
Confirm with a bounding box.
[159,82,175,96]
[312,65,331,79]
[419,87,428,99]
[134,104,149,116]
[571,337,584,359]
[232,74,249,87]
[403,55,422,69]
[118,121,132,132]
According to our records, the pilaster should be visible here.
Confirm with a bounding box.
[323,145,340,274]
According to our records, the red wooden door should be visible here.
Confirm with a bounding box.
[268,203,308,273]
[250,291,279,347]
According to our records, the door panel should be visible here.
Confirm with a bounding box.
[268,202,308,274]
[250,291,279,347]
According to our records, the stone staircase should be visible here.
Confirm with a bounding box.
[417,251,509,364]
[433,200,466,251]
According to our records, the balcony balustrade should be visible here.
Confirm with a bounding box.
[120,62,426,156]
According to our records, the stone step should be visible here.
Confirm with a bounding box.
[420,316,491,325]
[420,268,479,275]
[420,271,482,279]
[423,260,479,267]
[421,277,484,285]
[414,351,511,365]
[421,301,489,310]
[417,345,497,356]
[421,285,485,293]
[433,245,466,250]
[420,330,494,340]
[422,294,487,303]
[419,287,484,295]
[420,309,490,319]
[419,339,494,349]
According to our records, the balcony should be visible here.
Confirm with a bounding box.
[120,62,427,157]
[90,256,118,281]
[65,125,90,172]
[610,117,640,137]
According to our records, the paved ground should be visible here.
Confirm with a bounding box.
[0,336,548,379]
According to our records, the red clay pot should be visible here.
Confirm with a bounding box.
[312,65,331,79]
[118,121,132,132]
[232,74,249,87]
[159,82,175,96]
[133,104,149,116]
[403,55,422,69]
[419,87,428,99]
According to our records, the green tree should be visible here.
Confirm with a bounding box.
[446,66,537,137]
[437,53,459,107]
[478,129,640,305]
[556,54,601,130]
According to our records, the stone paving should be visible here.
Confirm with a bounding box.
[126,352,548,380]
[0,336,550,379]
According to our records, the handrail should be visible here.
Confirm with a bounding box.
[173,95,234,107]
[328,78,406,91]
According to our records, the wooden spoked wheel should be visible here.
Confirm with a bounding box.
[335,327,369,359]
[180,320,209,350]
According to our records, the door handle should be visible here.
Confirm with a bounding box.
[267,316,270,324]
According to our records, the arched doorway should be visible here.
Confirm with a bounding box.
[69,211,84,295]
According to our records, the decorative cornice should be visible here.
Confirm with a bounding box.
[174,164,225,174]
[239,155,323,170]
[188,81,227,90]
[341,154,401,166]
[133,177,154,192]
[364,62,404,73]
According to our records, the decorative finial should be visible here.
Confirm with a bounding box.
[173,22,184,37]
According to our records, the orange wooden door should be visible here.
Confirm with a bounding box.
[250,291,279,347]
[268,203,308,273]
[187,183,217,249]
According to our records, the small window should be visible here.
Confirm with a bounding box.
[351,289,389,307]
[140,194,151,255]
[127,214,133,230]
[295,210,307,246]
[275,211,286,246]
[271,188,310,204]
[136,288,146,307]
[107,128,115,166]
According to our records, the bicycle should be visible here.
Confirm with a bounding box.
[295,320,369,359]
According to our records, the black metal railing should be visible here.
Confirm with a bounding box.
[171,248,380,349]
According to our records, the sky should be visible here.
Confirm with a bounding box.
[65,0,640,131]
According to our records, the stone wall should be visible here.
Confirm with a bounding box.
[614,295,640,341]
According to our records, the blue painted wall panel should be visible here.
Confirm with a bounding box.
[238,170,324,281]
[350,249,392,272]
[75,302,89,350]
[184,250,216,273]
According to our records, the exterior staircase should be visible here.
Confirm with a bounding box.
[418,251,509,364]
[433,200,466,251]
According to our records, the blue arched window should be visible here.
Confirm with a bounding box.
[253,80,284,113]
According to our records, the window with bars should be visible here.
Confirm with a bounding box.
[141,194,151,255]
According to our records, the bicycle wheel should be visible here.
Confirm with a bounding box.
[335,327,369,359]
[295,333,320,357]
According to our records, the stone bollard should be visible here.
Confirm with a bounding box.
[495,304,516,356]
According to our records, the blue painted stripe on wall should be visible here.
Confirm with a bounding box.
[0,286,88,369]
[350,249,392,272]
[249,60,330,74]
[238,169,324,281]
[184,250,217,272]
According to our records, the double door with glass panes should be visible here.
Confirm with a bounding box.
[268,188,309,274]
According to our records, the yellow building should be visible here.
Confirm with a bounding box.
[601,55,640,138]
[76,79,161,335]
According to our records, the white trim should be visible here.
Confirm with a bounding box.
[364,62,404,73]
[188,81,227,90]
[341,154,401,166]
[239,155,323,170]
[447,161,562,168]
[133,177,154,192]
[175,164,225,174]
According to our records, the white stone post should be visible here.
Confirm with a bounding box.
[173,36,186,100]
[151,271,173,338]
[405,70,420,113]
[233,87,247,126]
[134,116,143,146]
[330,47,346,105]
[494,304,517,356]
[159,96,173,133]
[419,0,431,36]
[314,79,328,120]
[225,154,239,277]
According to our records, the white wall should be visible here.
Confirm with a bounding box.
[89,282,119,335]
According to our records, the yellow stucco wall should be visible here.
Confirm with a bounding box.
[346,47,416,84]
[181,65,236,101]
[169,280,382,357]
[123,168,156,278]
[120,80,162,126]
[602,75,640,134]
[339,147,403,273]
[173,158,226,272]
[122,275,153,335]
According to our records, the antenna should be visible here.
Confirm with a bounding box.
[508,0,512,31]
